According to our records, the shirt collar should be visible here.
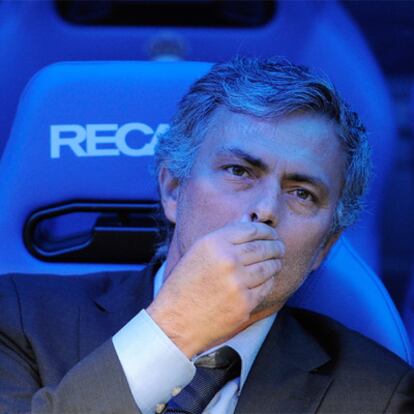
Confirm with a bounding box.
[153,261,277,394]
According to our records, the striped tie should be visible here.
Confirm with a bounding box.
[164,346,241,414]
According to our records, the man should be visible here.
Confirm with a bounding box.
[0,57,413,414]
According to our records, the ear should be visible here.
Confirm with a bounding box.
[158,166,180,224]
[310,231,343,272]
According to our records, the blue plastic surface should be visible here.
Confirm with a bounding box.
[402,84,414,355]
[0,61,410,364]
[0,0,397,272]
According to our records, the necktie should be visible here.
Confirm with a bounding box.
[164,346,241,414]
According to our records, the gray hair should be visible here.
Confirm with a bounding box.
[154,56,371,257]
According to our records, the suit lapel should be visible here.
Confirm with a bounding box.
[78,263,157,359]
[78,266,333,413]
[235,308,333,414]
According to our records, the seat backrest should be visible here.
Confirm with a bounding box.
[289,237,412,363]
[0,0,397,272]
[0,61,410,364]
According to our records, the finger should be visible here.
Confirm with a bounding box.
[220,221,278,244]
[240,213,251,223]
[243,258,282,288]
[237,239,285,266]
[247,273,276,307]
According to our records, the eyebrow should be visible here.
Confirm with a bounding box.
[217,147,330,196]
[285,173,329,196]
[216,147,269,172]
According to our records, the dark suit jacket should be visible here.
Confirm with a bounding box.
[0,263,413,414]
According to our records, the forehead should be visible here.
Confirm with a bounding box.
[200,107,343,160]
[194,107,345,190]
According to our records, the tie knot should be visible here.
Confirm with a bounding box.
[164,346,241,414]
[195,346,241,370]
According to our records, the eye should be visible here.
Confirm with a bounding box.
[293,188,315,202]
[224,165,250,177]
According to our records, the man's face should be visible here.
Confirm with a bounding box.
[161,108,345,313]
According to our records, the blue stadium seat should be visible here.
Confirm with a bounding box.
[0,61,410,364]
[0,0,398,271]
[0,61,211,275]
[289,237,412,363]
[404,277,414,355]
[402,84,414,350]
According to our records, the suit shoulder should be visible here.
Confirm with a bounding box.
[285,308,414,412]
[287,307,411,374]
[0,270,139,306]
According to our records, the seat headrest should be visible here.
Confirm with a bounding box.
[4,61,212,204]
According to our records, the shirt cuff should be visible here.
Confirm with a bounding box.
[112,309,196,414]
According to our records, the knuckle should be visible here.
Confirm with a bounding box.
[272,259,282,273]
[256,262,267,277]
[220,252,238,272]
[265,242,274,257]
[277,240,285,256]
[247,223,258,238]
[241,242,257,255]
[259,223,276,238]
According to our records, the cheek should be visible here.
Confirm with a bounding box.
[267,226,328,306]
[278,217,331,278]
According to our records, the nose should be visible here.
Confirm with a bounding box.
[249,187,280,228]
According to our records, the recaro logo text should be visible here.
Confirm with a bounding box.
[50,123,169,159]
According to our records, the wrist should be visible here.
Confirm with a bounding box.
[146,303,202,359]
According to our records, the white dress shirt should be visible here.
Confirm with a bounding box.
[113,262,276,414]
